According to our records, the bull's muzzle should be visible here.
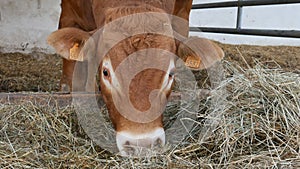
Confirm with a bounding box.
[116,127,165,156]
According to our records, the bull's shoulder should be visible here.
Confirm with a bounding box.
[172,0,193,20]
[59,0,96,31]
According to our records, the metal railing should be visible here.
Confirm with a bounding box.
[190,0,300,38]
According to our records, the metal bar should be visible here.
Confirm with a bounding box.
[0,92,102,108]
[192,0,300,9]
[190,27,300,38]
[236,0,243,30]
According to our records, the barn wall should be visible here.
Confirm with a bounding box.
[0,0,61,53]
[0,0,299,54]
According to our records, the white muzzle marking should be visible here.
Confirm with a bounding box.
[116,127,165,156]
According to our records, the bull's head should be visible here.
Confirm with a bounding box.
[47,4,224,156]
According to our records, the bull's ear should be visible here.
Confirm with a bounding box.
[47,27,94,61]
[178,37,224,70]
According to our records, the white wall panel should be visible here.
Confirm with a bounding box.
[193,0,236,4]
[190,8,237,28]
[242,4,300,30]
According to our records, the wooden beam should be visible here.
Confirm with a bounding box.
[0,92,185,107]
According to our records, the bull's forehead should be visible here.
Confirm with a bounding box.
[100,35,176,122]
[99,5,176,68]
[106,34,176,71]
[101,55,175,112]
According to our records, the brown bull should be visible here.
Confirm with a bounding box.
[48,0,224,156]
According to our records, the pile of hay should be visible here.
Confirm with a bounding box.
[0,59,299,168]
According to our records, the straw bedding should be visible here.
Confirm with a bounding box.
[0,44,299,168]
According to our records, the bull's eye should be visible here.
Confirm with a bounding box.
[169,71,175,79]
[103,68,110,77]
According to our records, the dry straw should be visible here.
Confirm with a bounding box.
[0,58,299,168]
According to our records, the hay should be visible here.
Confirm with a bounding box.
[1,59,300,168]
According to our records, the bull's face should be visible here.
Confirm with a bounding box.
[95,6,180,155]
[47,4,224,156]
[99,33,176,155]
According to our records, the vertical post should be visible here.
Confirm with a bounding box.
[37,0,41,9]
[236,0,243,30]
[0,11,2,21]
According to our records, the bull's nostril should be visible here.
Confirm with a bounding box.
[154,138,163,148]
[123,141,135,156]
[124,141,130,146]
